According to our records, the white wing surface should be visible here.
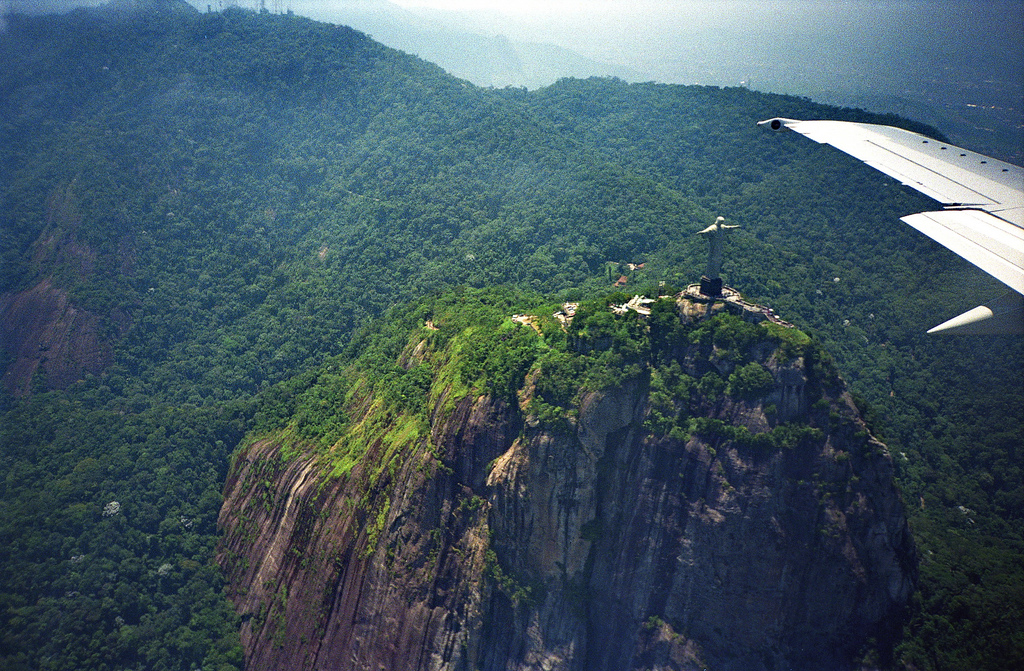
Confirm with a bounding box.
[759,117,1024,334]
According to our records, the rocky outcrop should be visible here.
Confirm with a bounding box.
[0,278,113,396]
[218,321,916,671]
[0,180,130,396]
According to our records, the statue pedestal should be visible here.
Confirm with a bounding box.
[699,276,723,297]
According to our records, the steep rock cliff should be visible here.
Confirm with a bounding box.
[218,289,916,670]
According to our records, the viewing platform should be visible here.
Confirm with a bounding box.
[534,287,796,332]
[680,283,796,328]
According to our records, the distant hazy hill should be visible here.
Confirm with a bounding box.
[283,0,636,88]
[405,33,638,90]
[308,0,1024,163]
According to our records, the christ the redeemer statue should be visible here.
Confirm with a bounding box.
[698,216,739,296]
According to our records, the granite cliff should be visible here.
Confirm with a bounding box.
[218,288,916,670]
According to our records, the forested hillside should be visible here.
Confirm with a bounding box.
[1,2,1020,669]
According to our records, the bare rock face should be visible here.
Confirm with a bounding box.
[219,391,517,670]
[218,325,916,671]
[1,186,129,396]
[0,278,113,396]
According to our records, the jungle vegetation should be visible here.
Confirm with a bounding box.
[0,2,1021,669]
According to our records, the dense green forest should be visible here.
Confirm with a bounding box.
[0,2,1020,669]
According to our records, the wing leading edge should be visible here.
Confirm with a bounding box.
[759,117,1024,334]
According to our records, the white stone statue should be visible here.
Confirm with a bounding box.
[697,216,739,279]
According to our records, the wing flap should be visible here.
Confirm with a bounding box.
[902,210,1024,295]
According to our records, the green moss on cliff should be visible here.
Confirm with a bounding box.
[245,286,829,484]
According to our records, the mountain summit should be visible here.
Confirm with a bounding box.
[218,288,916,670]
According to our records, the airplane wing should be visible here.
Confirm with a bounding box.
[759,117,1024,334]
